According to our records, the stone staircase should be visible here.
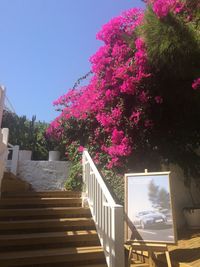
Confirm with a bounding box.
[0,191,106,267]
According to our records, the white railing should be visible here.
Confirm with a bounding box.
[82,150,124,267]
[7,143,19,175]
[0,129,9,182]
[0,86,9,193]
[0,86,5,129]
[0,85,19,176]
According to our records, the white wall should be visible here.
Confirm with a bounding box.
[17,161,71,191]
[162,163,200,229]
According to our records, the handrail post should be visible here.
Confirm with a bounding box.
[82,151,87,207]
[0,86,5,128]
[0,128,9,196]
[0,87,7,196]
[82,151,86,185]
[2,128,9,164]
[110,206,125,267]
[11,145,19,175]
[2,128,9,147]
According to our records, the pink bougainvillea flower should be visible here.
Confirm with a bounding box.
[120,77,137,94]
[106,157,121,169]
[130,111,141,125]
[155,96,163,104]
[150,0,185,18]
[48,7,155,169]
[78,146,85,153]
[174,2,185,14]
[139,91,149,103]
[111,129,124,145]
[153,0,173,18]
[192,78,200,90]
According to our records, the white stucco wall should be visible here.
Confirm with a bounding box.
[17,161,71,191]
[162,163,200,229]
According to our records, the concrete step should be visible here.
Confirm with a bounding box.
[0,217,95,233]
[1,173,32,194]
[2,191,81,198]
[0,230,99,251]
[33,264,108,267]
[0,197,82,208]
[0,190,106,266]
[0,246,105,266]
[30,264,107,267]
[73,265,107,267]
[0,207,91,220]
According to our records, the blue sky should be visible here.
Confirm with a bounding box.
[128,175,170,215]
[0,0,144,122]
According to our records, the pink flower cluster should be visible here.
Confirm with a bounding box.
[102,129,132,168]
[46,1,200,171]
[96,9,144,43]
[47,7,171,168]
[47,8,154,168]
[148,0,185,18]
[192,78,200,90]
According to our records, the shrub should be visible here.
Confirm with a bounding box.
[65,161,82,191]
[2,111,49,160]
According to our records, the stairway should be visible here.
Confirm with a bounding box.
[0,191,106,267]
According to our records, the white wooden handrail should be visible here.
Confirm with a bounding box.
[0,86,5,129]
[0,86,8,194]
[82,150,124,267]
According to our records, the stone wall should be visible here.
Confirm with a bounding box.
[17,161,71,191]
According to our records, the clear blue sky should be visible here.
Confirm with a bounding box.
[0,0,144,122]
[128,175,170,215]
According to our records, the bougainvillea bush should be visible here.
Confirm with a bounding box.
[47,0,200,199]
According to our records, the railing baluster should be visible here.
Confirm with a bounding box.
[98,185,102,239]
[82,150,124,267]
[108,206,111,254]
[94,177,97,220]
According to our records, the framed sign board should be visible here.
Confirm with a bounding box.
[125,172,177,244]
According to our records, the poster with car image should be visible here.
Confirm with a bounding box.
[125,172,177,244]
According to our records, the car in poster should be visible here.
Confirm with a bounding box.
[133,210,167,229]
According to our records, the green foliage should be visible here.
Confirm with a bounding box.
[101,169,124,204]
[148,180,160,208]
[45,136,66,160]
[65,161,83,191]
[148,180,170,211]
[141,7,200,80]
[135,5,200,189]
[2,111,49,160]
[64,141,83,191]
